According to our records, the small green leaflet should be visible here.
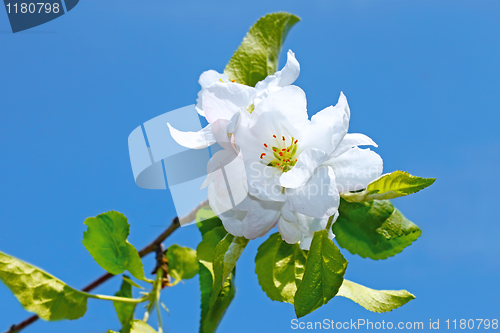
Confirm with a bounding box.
[83,211,145,280]
[129,320,158,333]
[166,244,199,285]
[107,321,157,333]
[209,234,248,307]
[255,232,307,304]
[122,275,144,289]
[333,199,421,260]
[196,206,223,236]
[342,171,435,202]
[224,12,300,87]
[338,279,415,313]
[0,251,88,321]
[196,206,216,222]
[294,230,348,318]
[197,227,236,333]
[113,277,135,333]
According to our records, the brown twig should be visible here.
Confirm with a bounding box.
[4,200,208,333]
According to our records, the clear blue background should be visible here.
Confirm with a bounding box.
[1,1,499,332]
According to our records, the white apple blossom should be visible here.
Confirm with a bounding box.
[168,51,383,249]
[221,87,382,246]
[167,50,300,150]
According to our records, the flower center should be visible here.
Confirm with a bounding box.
[259,134,299,172]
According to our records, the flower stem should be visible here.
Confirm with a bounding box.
[326,214,335,231]
[143,266,164,325]
[84,293,148,304]
[154,267,164,333]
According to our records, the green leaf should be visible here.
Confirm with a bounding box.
[196,207,223,236]
[294,230,348,318]
[196,206,217,222]
[342,171,435,202]
[338,279,415,313]
[122,275,144,289]
[333,199,421,260]
[255,232,307,304]
[0,250,88,321]
[197,227,236,333]
[113,277,135,332]
[224,12,300,87]
[129,320,158,333]
[209,234,248,307]
[166,244,199,285]
[83,211,145,280]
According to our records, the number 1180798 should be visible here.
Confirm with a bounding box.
[5,2,60,14]
[446,319,498,330]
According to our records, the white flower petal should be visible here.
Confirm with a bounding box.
[233,126,266,163]
[202,82,256,124]
[199,70,228,89]
[295,213,328,234]
[208,174,233,216]
[218,195,281,239]
[167,123,216,149]
[255,49,300,91]
[328,211,339,240]
[210,118,235,150]
[219,209,245,237]
[278,216,303,244]
[206,149,248,214]
[196,70,228,116]
[286,166,340,218]
[299,237,313,250]
[337,91,351,119]
[201,149,234,189]
[241,198,282,239]
[246,161,285,202]
[226,111,240,134]
[281,202,297,223]
[294,213,334,250]
[299,93,350,155]
[275,50,300,87]
[331,133,377,159]
[279,148,329,189]
[250,85,309,130]
[326,147,383,193]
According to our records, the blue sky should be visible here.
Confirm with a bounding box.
[1,1,499,332]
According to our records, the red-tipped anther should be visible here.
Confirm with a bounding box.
[273,148,277,152]
[294,140,298,144]
[287,149,290,152]
[282,136,285,141]
[273,135,277,138]
[295,159,298,161]
[264,143,268,148]
[279,152,283,156]
[282,148,286,151]
[260,153,266,159]
[276,163,280,166]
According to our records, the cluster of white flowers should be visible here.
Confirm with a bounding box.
[168,50,383,250]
